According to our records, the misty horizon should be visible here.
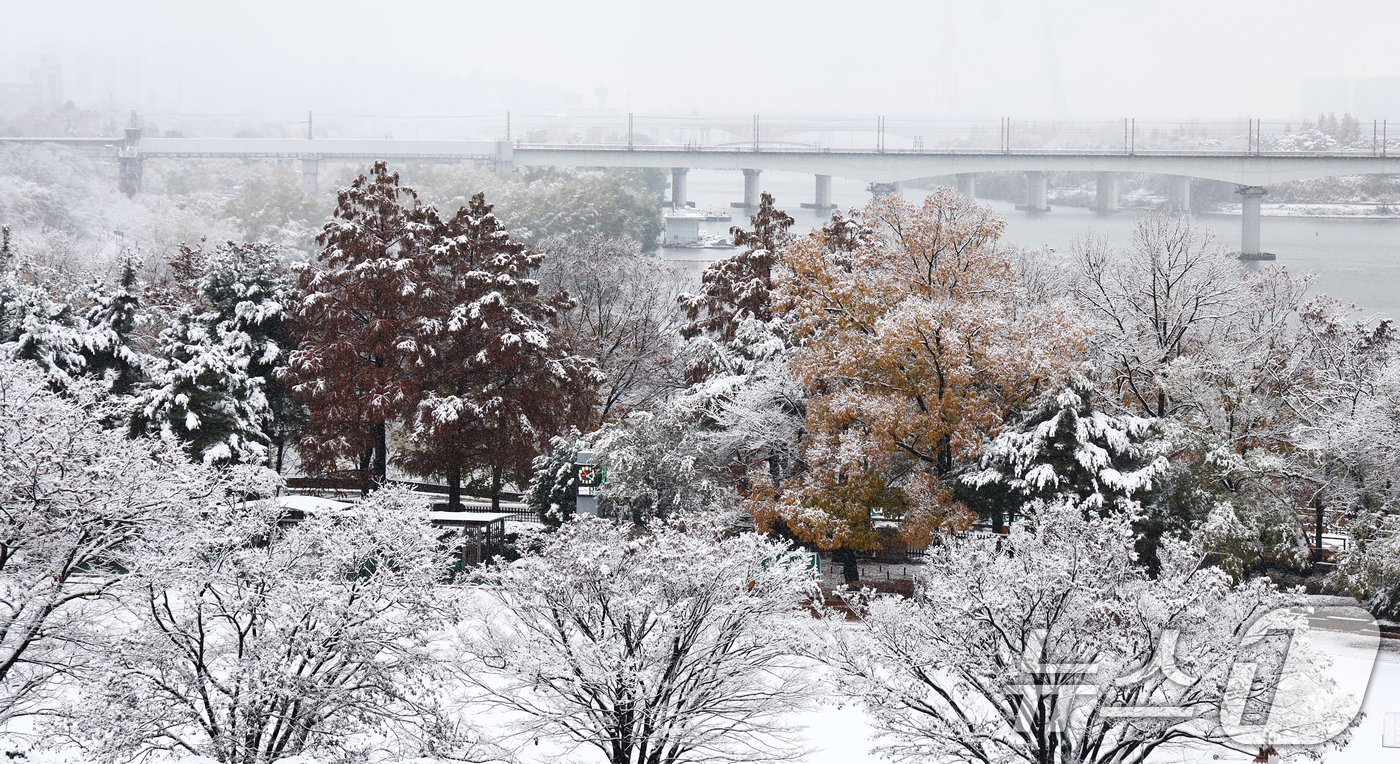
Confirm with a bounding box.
[6,0,1400,131]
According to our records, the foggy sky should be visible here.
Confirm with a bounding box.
[7,0,1400,122]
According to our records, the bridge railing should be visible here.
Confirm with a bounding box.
[510,115,1397,157]
[7,115,1395,159]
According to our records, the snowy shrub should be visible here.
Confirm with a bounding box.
[0,358,211,722]
[451,516,815,763]
[59,486,457,763]
[816,502,1361,764]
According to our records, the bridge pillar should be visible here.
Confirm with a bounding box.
[1236,186,1274,260]
[1095,172,1119,213]
[869,181,901,198]
[956,173,977,199]
[118,125,142,196]
[732,169,761,209]
[670,167,689,209]
[801,174,835,210]
[1167,176,1192,211]
[1021,171,1049,212]
[301,156,319,193]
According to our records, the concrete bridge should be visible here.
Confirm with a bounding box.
[7,130,1400,259]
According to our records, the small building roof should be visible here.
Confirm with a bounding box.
[276,494,354,513]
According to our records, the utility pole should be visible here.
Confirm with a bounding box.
[306,110,313,141]
[628,113,634,150]
[752,114,759,151]
[506,111,511,142]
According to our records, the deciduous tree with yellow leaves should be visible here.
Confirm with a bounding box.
[756,190,1087,580]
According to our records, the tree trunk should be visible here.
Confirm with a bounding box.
[1314,495,1325,564]
[993,507,1006,535]
[275,438,286,474]
[359,448,373,497]
[936,434,954,476]
[373,421,388,487]
[491,465,502,513]
[833,547,860,583]
[448,467,462,512]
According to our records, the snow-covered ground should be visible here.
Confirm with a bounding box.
[5,600,1395,764]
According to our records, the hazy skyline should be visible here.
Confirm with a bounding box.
[7,0,1400,122]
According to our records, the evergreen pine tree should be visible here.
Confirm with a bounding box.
[130,311,272,465]
[81,259,146,396]
[200,242,301,470]
[960,379,1166,532]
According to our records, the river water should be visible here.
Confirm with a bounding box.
[661,169,1400,319]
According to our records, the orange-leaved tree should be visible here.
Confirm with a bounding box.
[757,190,1087,578]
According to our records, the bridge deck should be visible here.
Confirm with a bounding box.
[5,137,1399,185]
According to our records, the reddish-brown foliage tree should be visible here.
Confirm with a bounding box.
[280,162,436,487]
[678,191,794,345]
[401,193,597,511]
[145,240,210,311]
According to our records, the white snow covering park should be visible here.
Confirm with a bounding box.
[3,599,1396,764]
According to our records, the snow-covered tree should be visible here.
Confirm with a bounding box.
[591,406,728,525]
[535,234,689,425]
[199,241,300,469]
[961,378,1167,533]
[497,168,665,251]
[0,358,212,722]
[62,486,457,764]
[79,258,146,397]
[401,191,597,512]
[1072,215,1256,420]
[679,191,793,349]
[672,198,811,546]
[524,429,584,526]
[130,241,296,467]
[813,502,1361,764]
[281,162,437,485]
[143,240,211,314]
[0,272,88,390]
[1330,509,1400,618]
[130,311,273,465]
[453,516,815,764]
[1071,216,1350,575]
[767,191,1087,579]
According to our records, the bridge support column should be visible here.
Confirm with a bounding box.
[1236,186,1274,260]
[301,156,319,193]
[1021,171,1049,212]
[1167,176,1192,211]
[670,167,689,209]
[732,169,761,209]
[801,174,834,210]
[1095,172,1119,213]
[868,181,901,198]
[956,173,977,199]
[118,125,142,196]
